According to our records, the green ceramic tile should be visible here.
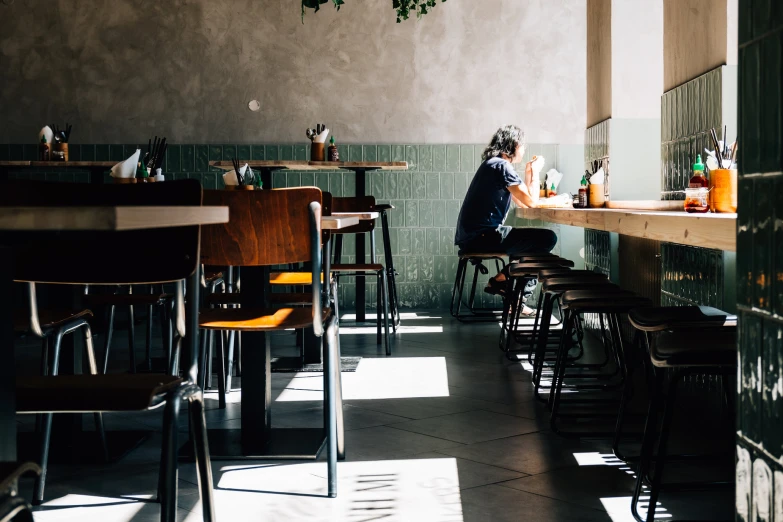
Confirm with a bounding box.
[439,228,455,256]
[315,173,330,192]
[295,144,308,161]
[740,43,761,175]
[377,145,391,163]
[446,145,460,172]
[123,144,138,159]
[203,172,218,190]
[398,229,412,255]
[392,145,405,163]
[390,200,405,228]
[23,144,37,160]
[425,228,439,255]
[440,173,454,199]
[370,171,385,199]
[349,145,363,163]
[405,200,419,227]
[195,145,209,172]
[265,145,279,161]
[95,145,110,161]
[301,172,315,187]
[182,145,195,171]
[343,171,356,197]
[432,145,446,171]
[166,145,181,172]
[329,172,343,196]
[110,145,124,161]
[775,179,783,316]
[459,145,474,173]
[759,32,782,173]
[474,145,485,168]
[446,200,460,225]
[221,144,237,161]
[364,145,377,163]
[411,172,425,196]
[754,178,773,311]
[417,145,432,171]
[385,174,399,199]
[251,145,265,161]
[8,144,22,161]
[337,145,349,163]
[75,172,89,183]
[737,178,753,307]
[426,173,440,200]
[237,145,251,161]
[405,253,419,281]
[397,172,411,199]
[280,145,294,161]
[454,172,468,198]
[405,145,418,171]
[0,144,8,161]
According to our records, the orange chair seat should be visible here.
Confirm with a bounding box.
[269,272,326,285]
[199,307,331,331]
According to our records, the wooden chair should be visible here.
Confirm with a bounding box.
[330,196,391,355]
[200,187,343,497]
[0,179,214,521]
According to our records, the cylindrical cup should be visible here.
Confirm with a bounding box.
[52,142,69,162]
[588,184,605,208]
[709,168,737,213]
[311,142,325,162]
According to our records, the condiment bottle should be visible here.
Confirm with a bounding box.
[549,183,556,196]
[328,136,339,162]
[684,155,709,213]
[578,175,588,208]
[689,154,708,188]
[39,135,50,161]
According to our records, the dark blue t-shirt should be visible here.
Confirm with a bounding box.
[454,157,523,246]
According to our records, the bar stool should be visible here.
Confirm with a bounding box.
[531,273,616,400]
[500,256,575,357]
[626,306,736,522]
[450,252,507,321]
[548,289,652,435]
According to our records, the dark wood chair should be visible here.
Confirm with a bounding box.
[0,179,214,521]
[200,187,343,497]
[330,196,391,355]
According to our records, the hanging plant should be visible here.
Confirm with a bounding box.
[301,0,446,23]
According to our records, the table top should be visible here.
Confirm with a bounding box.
[516,206,737,252]
[210,160,408,171]
[321,216,360,230]
[331,211,379,220]
[0,161,115,168]
[0,206,229,232]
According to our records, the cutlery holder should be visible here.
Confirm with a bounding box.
[51,143,69,162]
[311,142,325,162]
[709,169,737,213]
[225,185,255,190]
[113,177,137,184]
[588,184,605,208]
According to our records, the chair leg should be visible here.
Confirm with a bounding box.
[83,323,108,462]
[236,332,242,378]
[450,258,467,317]
[380,270,391,356]
[644,371,680,522]
[206,330,214,389]
[215,332,227,409]
[145,303,154,371]
[127,303,137,373]
[32,330,64,506]
[376,273,382,345]
[198,329,208,389]
[632,369,665,522]
[159,389,181,522]
[225,331,236,395]
[188,390,216,522]
[102,304,116,374]
[323,316,339,497]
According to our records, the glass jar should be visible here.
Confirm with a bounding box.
[684,187,709,213]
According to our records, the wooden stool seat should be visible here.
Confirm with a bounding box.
[14,308,92,333]
[16,374,183,413]
[509,261,574,277]
[542,277,616,294]
[561,290,651,313]
[199,307,331,331]
[629,305,737,332]
[269,272,325,286]
[652,329,737,367]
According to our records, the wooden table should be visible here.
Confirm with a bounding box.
[0,161,116,184]
[515,206,737,252]
[212,160,407,322]
[0,205,229,463]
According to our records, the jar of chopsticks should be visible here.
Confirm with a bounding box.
[307,125,329,161]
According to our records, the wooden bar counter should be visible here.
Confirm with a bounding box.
[515,206,737,252]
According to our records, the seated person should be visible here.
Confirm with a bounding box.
[454,125,557,314]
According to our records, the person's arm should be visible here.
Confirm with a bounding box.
[508,183,537,208]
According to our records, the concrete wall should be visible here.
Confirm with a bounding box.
[0,0,586,146]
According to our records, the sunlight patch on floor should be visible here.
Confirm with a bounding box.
[572,452,625,466]
[340,312,442,321]
[33,494,147,521]
[188,458,463,522]
[275,357,450,401]
[338,325,444,335]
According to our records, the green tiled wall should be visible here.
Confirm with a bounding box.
[736,1,783,519]
[2,142,561,311]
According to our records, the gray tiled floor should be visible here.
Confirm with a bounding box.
[19,311,733,521]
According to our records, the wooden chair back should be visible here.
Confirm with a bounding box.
[201,188,322,267]
[331,196,376,235]
[0,180,201,285]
